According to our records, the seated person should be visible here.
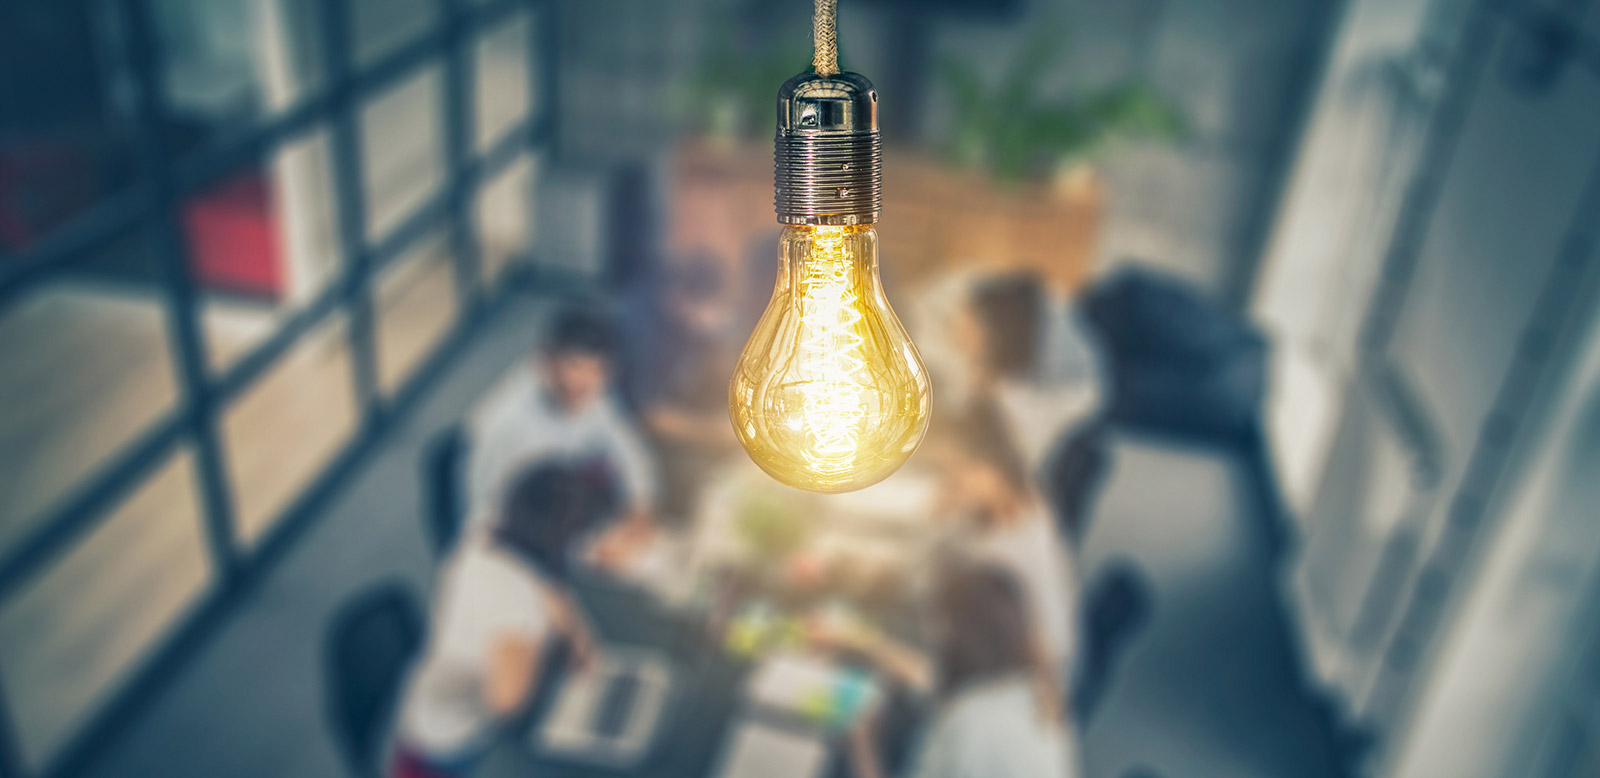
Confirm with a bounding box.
[467,304,656,541]
[953,271,1106,477]
[810,406,1080,719]
[618,255,745,519]
[391,461,622,778]
[847,564,1081,778]
[931,404,1081,687]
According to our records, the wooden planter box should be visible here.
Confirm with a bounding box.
[668,140,1103,295]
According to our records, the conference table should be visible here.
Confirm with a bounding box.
[478,458,945,778]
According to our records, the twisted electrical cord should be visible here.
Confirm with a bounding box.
[813,0,839,76]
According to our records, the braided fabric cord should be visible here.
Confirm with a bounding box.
[813,0,839,75]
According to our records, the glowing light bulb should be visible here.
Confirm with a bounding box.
[727,65,930,492]
[729,224,931,493]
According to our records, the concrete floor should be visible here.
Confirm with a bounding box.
[1080,436,1345,778]
[56,290,1346,778]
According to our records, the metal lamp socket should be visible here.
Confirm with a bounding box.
[773,71,882,226]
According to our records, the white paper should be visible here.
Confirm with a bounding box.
[715,721,828,778]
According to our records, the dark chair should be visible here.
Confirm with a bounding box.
[421,423,468,557]
[604,161,667,292]
[1043,418,1113,546]
[1081,267,1267,445]
[1072,560,1154,726]
[325,582,426,777]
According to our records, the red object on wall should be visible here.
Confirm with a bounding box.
[183,172,284,300]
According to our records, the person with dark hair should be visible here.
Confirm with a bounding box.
[966,273,1047,381]
[846,564,1080,778]
[931,403,1081,685]
[466,302,657,538]
[391,462,621,778]
[954,271,1106,478]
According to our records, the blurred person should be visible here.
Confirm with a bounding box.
[934,402,1081,684]
[619,254,745,519]
[466,304,657,544]
[847,563,1080,778]
[952,270,1106,477]
[811,405,1080,691]
[390,462,620,778]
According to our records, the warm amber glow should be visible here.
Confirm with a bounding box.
[796,227,867,469]
[729,225,931,493]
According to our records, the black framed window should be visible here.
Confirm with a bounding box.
[0,0,557,774]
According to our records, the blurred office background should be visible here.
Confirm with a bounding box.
[1,0,1599,777]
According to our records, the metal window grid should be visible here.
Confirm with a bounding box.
[0,0,560,775]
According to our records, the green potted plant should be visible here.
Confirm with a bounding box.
[938,28,1187,187]
[870,27,1186,290]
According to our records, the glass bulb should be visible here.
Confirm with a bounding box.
[729,224,931,493]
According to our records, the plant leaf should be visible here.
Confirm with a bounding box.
[1082,83,1189,143]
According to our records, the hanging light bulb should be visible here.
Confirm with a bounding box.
[728,4,931,493]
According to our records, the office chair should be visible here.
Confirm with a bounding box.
[1044,418,1112,546]
[324,581,425,777]
[1081,267,1266,445]
[1073,560,1153,726]
[421,423,468,557]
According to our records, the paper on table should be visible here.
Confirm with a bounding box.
[745,652,879,728]
[747,652,843,711]
[715,721,829,778]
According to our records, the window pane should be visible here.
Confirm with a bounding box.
[0,447,212,770]
[375,231,458,394]
[350,0,439,68]
[475,152,540,284]
[474,11,533,152]
[192,127,342,370]
[155,0,327,158]
[222,313,357,545]
[360,65,445,242]
[0,234,179,558]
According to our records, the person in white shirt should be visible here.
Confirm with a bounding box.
[933,403,1082,684]
[466,305,657,538]
[847,564,1081,778]
[805,409,1082,778]
[391,462,620,778]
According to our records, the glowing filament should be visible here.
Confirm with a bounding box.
[797,227,868,471]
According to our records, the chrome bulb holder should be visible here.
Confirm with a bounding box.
[774,71,882,226]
